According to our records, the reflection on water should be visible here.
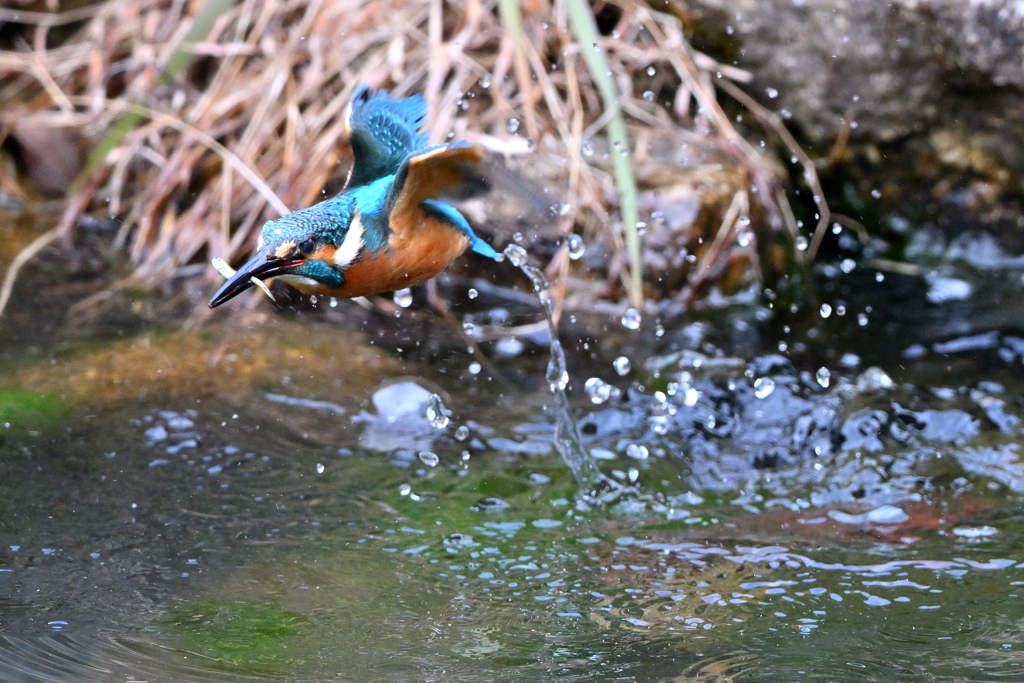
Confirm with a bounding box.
[1,275,1024,679]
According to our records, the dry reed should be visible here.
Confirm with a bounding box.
[0,0,829,318]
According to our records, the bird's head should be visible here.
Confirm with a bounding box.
[209,198,363,308]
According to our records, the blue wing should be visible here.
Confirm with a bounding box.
[345,85,428,188]
[386,142,500,260]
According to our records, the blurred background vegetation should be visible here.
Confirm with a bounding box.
[0,0,826,323]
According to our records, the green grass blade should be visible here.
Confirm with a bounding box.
[565,0,642,309]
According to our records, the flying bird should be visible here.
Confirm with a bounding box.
[209,85,501,308]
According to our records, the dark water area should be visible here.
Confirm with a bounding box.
[2,229,1024,681]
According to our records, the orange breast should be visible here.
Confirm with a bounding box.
[326,211,470,298]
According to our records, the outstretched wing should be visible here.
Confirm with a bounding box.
[386,142,500,259]
[344,85,428,188]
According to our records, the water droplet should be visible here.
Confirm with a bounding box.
[684,386,699,406]
[463,320,476,336]
[816,367,831,388]
[737,232,753,247]
[621,308,642,330]
[875,272,884,282]
[643,90,654,102]
[582,139,594,157]
[393,288,413,308]
[871,188,882,198]
[455,425,469,441]
[330,297,338,308]
[840,258,856,273]
[858,313,869,327]
[316,462,325,474]
[546,340,569,392]
[427,394,450,430]
[634,221,647,236]
[628,468,640,483]
[468,361,482,375]
[508,118,520,133]
[613,356,631,376]
[584,377,619,404]
[754,377,775,399]
[766,87,779,98]
[820,303,832,318]
[467,288,478,299]
[567,234,585,260]
[795,236,809,251]
[646,65,656,76]
[419,451,439,467]
[461,450,471,461]
[504,244,528,267]
[480,74,491,88]
[626,444,649,460]
[399,484,412,496]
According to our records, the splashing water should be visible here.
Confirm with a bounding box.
[753,377,775,399]
[621,308,642,330]
[393,288,413,308]
[501,244,622,499]
[426,394,450,430]
[567,234,585,260]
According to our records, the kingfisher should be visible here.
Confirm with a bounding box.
[209,85,501,308]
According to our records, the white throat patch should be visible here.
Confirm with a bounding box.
[334,210,365,270]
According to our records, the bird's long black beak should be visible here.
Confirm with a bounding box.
[208,246,302,308]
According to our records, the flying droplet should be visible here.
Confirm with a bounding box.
[467,288,478,299]
[399,484,412,496]
[626,444,649,460]
[840,258,856,273]
[753,377,775,399]
[766,87,779,98]
[455,425,469,441]
[816,367,831,388]
[858,313,869,327]
[820,303,833,318]
[683,386,699,406]
[546,340,569,392]
[567,234,585,260]
[504,244,528,267]
[427,394,450,430]
[316,463,325,474]
[621,308,642,330]
[584,377,619,404]
[613,356,631,376]
[647,65,656,76]
[393,288,413,308]
[508,118,520,133]
[795,236,809,251]
[418,451,439,467]
[582,139,594,157]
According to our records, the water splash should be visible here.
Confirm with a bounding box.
[426,394,450,430]
[393,288,413,308]
[502,244,626,501]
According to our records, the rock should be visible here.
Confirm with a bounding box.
[683,0,1024,241]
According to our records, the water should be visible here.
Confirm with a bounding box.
[4,237,1024,680]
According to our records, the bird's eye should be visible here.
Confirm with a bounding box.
[298,238,316,256]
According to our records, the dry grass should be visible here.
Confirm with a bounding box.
[0,0,829,318]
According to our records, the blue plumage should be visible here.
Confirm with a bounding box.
[209,85,500,308]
